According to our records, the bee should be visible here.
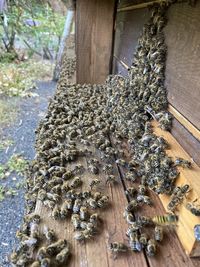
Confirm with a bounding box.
[43,199,56,210]
[106,175,117,184]
[51,184,61,194]
[154,226,163,242]
[46,192,60,203]
[43,226,56,243]
[70,176,82,189]
[108,242,128,254]
[38,189,47,201]
[62,171,74,180]
[89,179,100,189]
[126,222,141,234]
[56,247,70,263]
[40,258,51,267]
[137,216,153,226]
[124,171,137,182]
[185,200,200,216]
[30,221,40,238]
[102,164,113,174]
[80,206,89,220]
[61,181,70,194]
[138,185,147,195]
[88,164,99,175]
[81,191,91,199]
[52,205,61,220]
[123,211,135,225]
[73,199,82,213]
[87,198,98,209]
[71,214,81,230]
[125,187,137,198]
[37,247,49,261]
[66,189,78,199]
[174,158,191,168]
[60,201,71,219]
[30,261,40,267]
[89,213,99,225]
[47,239,68,256]
[139,233,148,247]
[129,232,142,252]
[146,239,156,256]
[125,200,138,212]
[97,195,109,208]
[74,229,93,241]
[137,195,152,205]
[152,214,178,225]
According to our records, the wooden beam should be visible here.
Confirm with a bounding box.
[117,0,166,12]
[169,105,200,142]
[152,121,200,257]
[76,0,116,84]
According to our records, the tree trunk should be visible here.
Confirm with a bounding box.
[53,7,74,81]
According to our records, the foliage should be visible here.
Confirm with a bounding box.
[0,59,53,96]
[0,139,14,152]
[7,154,28,175]
[0,1,65,58]
[0,99,18,128]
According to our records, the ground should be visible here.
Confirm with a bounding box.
[0,81,56,266]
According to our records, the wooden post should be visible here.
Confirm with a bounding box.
[76,0,116,84]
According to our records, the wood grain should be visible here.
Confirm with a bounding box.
[165,1,200,130]
[76,0,116,84]
[152,121,200,257]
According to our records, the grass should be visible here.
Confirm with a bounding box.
[0,139,14,152]
[7,154,28,175]
[0,99,18,128]
[0,59,54,97]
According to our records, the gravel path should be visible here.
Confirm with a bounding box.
[0,81,56,266]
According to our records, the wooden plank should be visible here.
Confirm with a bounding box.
[169,105,200,142]
[152,121,200,257]
[117,0,166,12]
[165,1,200,130]
[118,0,154,9]
[171,118,200,167]
[34,146,148,267]
[76,0,116,84]
[113,138,199,265]
[113,8,150,66]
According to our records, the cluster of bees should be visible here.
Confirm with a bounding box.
[11,2,200,266]
[11,214,70,266]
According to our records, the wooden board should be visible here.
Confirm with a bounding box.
[164,1,200,130]
[76,0,116,84]
[152,121,200,257]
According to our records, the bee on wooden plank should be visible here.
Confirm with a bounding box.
[152,214,178,225]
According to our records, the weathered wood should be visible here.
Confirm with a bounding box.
[165,1,200,130]
[112,139,198,266]
[76,0,116,84]
[117,0,167,12]
[34,145,148,267]
[152,121,200,257]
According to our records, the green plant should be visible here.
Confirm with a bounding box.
[7,154,28,175]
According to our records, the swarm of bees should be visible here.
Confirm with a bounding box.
[11,2,198,266]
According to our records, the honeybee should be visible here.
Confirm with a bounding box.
[123,211,135,225]
[80,206,89,220]
[137,216,153,226]
[174,158,191,168]
[38,189,47,201]
[87,198,98,209]
[40,257,51,267]
[52,205,61,220]
[37,247,49,261]
[102,164,113,174]
[106,175,117,184]
[154,226,163,241]
[43,226,56,243]
[124,171,137,182]
[139,233,148,247]
[56,247,70,263]
[136,195,152,205]
[30,221,40,238]
[138,185,147,195]
[125,200,138,212]
[125,187,137,198]
[89,179,100,189]
[146,239,156,256]
[129,232,142,252]
[70,176,82,189]
[74,229,93,241]
[108,242,128,254]
[97,195,109,208]
[30,261,40,267]
[73,199,82,213]
[185,200,200,216]
[47,239,68,256]
[152,214,178,225]
[71,214,81,230]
